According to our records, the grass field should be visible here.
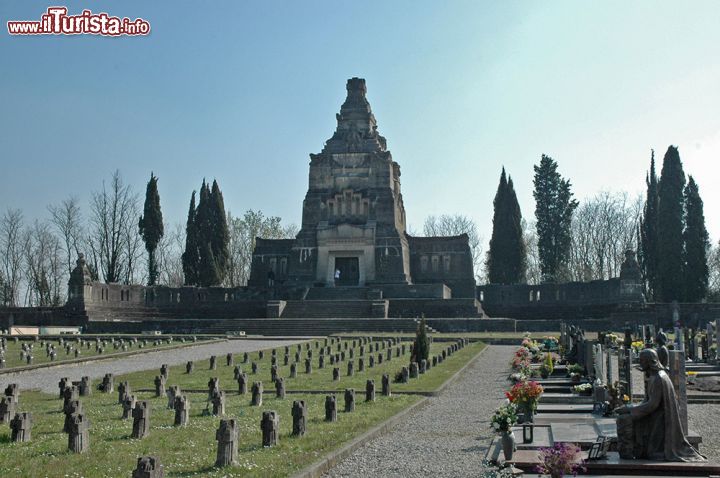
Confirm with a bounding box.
[0,337,485,477]
[0,336,213,369]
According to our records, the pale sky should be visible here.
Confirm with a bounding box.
[1,1,719,247]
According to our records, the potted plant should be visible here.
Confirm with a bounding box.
[573,383,592,395]
[505,380,544,422]
[491,402,518,460]
[540,352,554,378]
[534,442,585,478]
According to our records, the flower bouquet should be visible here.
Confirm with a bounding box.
[573,383,592,395]
[505,380,544,419]
[534,442,585,478]
[490,402,518,433]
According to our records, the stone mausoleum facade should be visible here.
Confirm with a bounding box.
[248,78,476,298]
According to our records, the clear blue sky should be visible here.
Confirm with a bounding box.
[1,1,719,246]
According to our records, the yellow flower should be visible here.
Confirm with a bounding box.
[622,394,630,403]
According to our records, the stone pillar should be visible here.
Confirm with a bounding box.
[174,395,189,426]
[344,389,355,412]
[215,418,239,466]
[211,391,225,416]
[251,382,263,406]
[67,412,89,453]
[382,374,391,396]
[238,373,248,395]
[131,401,150,439]
[10,412,32,442]
[261,410,279,447]
[154,376,166,398]
[275,378,286,399]
[366,379,375,402]
[324,395,338,422]
[132,456,164,478]
[292,400,308,436]
[668,349,688,435]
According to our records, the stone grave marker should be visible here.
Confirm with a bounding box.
[100,373,113,393]
[186,361,194,374]
[251,382,263,406]
[215,418,239,466]
[209,355,217,370]
[64,399,82,432]
[0,396,16,423]
[160,364,169,380]
[118,382,130,405]
[174,394,190,426]
[290,363,297,378]
[226,353,234,367]
[261,410,279,447]
[366,379,375,402]
[344,389,355,412]
[10,412,31,442]
[347,360,354,376]
[211,391,225,416]
[292,400,308,436]
[166,386,180,410]
[154,376,166,398]
[333,367,340,381]
[67,412,89,453]
[237,373,248,394]
[325,395,337,422]
[382,374,391,396]
[275,378,286,399]
[132,456,163,478]
[131,401,150,439]
[669,349,688,434]
[122,395,136,420]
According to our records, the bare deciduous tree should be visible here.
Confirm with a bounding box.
[0,209,24,306]
[87,170,141,284]
[22,220,64,306]
[156,222,185,287]
[523,219,542,285]
[48,196,83,278]
[422,214,484,283]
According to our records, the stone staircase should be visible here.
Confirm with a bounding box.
[305,287,369,300]
[280,300,374,318]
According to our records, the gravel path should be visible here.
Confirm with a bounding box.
[324,345,514,478]
[0,338,304,394]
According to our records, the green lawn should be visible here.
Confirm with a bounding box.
[0,336,213,369]
[0,337,484,477]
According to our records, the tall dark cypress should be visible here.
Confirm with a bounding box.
[210,180,230,284]
[487,168,526,283]
[181,191,199,285]
[683,176,709,302]
[138,172,164,286]
[533,155,578,282]
[639,151,659,300]
[196,180,220,287]
[657,146,686,302]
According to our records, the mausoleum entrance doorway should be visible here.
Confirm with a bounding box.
[334,257,360,286]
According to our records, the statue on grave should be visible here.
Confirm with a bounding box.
[615,349,705,462]
[655,330,670,369]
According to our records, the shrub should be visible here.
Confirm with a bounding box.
[412,316,430,363]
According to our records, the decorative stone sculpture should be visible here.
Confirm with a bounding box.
[132,456,164,478]
[656,331,670,369]
[67,412,90,453]
[292,400,308,436]
[10,412,32,442]
[131,401,150,439]
[615,349,705,461]
[261,410,279,447]
[215,418,239,467]
[325,395,337,422]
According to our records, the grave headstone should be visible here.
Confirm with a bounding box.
[238,373,248,394]
[668,349,688,434]
[347,360,354,376]
[215,419,239,466]
[174,395,190,426]
[122,395,136,420]
[366,379,375,402]
[325,395,337,422]
[333,367,340,381]
[275,378,286,399]
[251,382,263,406]
[160,364,169,380]
[382,374,391,396]
[67,412,90,453]
[207,377,220,399]
[261,410,279,447]
[10,412,31,442]
[211,391,225,416]
[166,386,180,410]
[0,396,16,423]
[305,358,312,374]
[131,401,150,439]
[118,382,130,405]
[292,400,308,436]
[64,399,82,432]
[132,456,164,478]
[100,373,113,393]
[154,376,166,398]
[290,363,297,378]
[209,355,217,370]
[226,353,234,367]
[344,389,355,412]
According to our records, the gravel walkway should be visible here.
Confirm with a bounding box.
[0,338,304,394]
[324,345,514,478]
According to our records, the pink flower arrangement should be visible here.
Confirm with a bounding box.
[534,442,585,478]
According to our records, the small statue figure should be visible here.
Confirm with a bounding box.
[655,330,670,369]
[615,349,705,461]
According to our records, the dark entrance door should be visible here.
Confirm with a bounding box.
[334,257,359,286]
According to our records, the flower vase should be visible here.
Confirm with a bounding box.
[501,430,516,461]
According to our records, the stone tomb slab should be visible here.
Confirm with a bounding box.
[509,451,720,476]
[537,403,594,414]
[509,425,553,449]
[540,393,593,404]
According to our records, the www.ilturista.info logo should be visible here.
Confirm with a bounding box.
[7,7,150,36]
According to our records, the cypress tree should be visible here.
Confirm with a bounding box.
[639,151,659,300]
[487,168,526,283]
[210,180,230,284]
[413,316,430,363]
[196,181,222,287]
[181,191,199,285]
[657,146,686,302]
[533,155,578,282]
[683,176,709,302]
[138,172,164,286]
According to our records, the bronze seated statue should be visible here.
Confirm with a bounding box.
[615,348,704,462]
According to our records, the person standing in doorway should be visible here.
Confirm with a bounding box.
[334,268,341,286]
